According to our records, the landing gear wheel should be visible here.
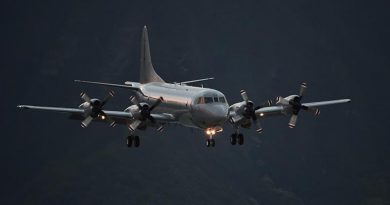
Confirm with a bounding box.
[127,135,133,147]
[230,134,237,145]
[210,139,216,147]
[237,134,244,145]
[134,135,140,147]
[206,138,215,147]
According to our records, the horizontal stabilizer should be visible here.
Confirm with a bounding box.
[74,80,144,95]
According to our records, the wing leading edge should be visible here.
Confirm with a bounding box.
[255,99,351,117]
[17,105,175,125]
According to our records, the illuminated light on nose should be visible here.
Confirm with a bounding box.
[211,130,216,135]
[206,130,211,135]
[101,115,106,120]
[260,113,264,117]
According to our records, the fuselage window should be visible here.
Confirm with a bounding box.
[214,97,219,102]
[204,97,213,104]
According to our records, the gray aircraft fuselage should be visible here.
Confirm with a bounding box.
[132,82,229,129]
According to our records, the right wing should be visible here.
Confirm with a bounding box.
[17,105,176,125]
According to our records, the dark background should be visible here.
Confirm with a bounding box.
[2,0,389,204]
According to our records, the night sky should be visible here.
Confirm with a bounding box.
[2,0,390,204]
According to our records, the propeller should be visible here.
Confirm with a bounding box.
[238,90,272,133]
[127,96,163,132]
[276,83,320,128]
[79,91,116,128]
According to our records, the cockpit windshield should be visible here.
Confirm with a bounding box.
[196,96,227,104]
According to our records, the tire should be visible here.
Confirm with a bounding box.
[134,136,140,147]
[211,139,216,147]
[127,135,133,147]
[238,134,244,145]
[230,134,237,145]
[206,139,210,147]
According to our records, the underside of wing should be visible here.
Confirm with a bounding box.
[302,99,351,108]
[18,105,177,126]
[255,106,285,117]
[17,105,84,114]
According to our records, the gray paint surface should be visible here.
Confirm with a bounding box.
[2,0,390,204]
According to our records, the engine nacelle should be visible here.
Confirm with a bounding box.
[228,102,246,123]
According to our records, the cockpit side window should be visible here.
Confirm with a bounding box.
[197,95,226,104]
[204,97,213,103]
[197,97,205,104]
[219,97,226,103]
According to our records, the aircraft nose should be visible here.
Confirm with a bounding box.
[209,104,229,122]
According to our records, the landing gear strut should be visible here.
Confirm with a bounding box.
[206,138,216,147]
[230,133,244,145]
[205,128,217,148]
[127,135,140,148]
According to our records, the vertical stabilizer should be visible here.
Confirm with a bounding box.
[139,26,165,84]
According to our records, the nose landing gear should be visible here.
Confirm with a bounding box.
[205,128,217,148]
[206,138,215,147]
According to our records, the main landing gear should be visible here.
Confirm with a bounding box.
[230,133,244,145]
[127,135,140,148]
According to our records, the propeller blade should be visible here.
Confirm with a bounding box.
[262,99,273,107]
[254,119,263,133]
[128,120,141,132]
[81,116,93,128]
[299,82,307,97]
[149,97,163,111]
[251,114,257,121]
[101,90,115,106]
[156,125,164,132]
[306,107,321,116]
[288,114,298,128]
[230,114,243,123]
[148,115,156,123]
[130,96,142,109]
[108,119,116,127]
[79,101,90,109]
[80,92,91,102]
[240,90,249,103]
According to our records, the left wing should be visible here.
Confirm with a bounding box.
[255,99,351,117]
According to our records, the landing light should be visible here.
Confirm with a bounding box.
[205,129,216,136]
[101,115,106,120]
[260,113,264,117]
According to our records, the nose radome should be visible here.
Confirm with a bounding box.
[212,104,229,120]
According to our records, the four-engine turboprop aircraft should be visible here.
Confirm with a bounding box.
[17,26,351,148]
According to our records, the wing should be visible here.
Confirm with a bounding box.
[302,99,351,108]
[17,105,176,125]
[255,99,351,117]
[17,105,85,114]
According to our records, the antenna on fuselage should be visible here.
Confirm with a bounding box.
[179,77,215,85]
